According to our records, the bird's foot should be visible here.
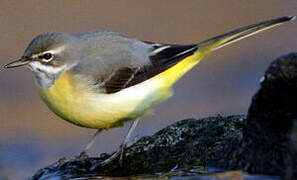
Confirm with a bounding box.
[75,151,89,159]
[99,144,125,167]
[97,119,138,167]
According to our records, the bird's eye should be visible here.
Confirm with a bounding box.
[40,53,54,62]
[43,53,53,60]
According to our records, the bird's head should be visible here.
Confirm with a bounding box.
[3,32,84,87]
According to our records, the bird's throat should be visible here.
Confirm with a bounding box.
[29,62,67,88]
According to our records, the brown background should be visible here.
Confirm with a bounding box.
[0,0,296,179]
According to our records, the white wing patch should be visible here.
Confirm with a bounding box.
[149,45,171,56]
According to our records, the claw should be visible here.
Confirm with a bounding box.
[76,151,89,159]
[99,148,122,166]
[119,144,125,167]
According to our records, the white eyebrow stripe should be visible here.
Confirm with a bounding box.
[32,45,66,58]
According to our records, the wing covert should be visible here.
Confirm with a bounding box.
[100,43,198,94]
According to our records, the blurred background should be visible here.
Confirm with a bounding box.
[0,0,296,179]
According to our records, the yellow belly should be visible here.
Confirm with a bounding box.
[36,71,172,129]
[36,51,203,129]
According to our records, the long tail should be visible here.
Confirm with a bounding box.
[159,16,295,85]
[197,16,295,52]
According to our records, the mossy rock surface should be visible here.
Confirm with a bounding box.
[31,115,245,179]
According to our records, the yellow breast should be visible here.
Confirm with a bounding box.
[36,71,172,129]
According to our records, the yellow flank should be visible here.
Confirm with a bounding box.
[36,50,205,129]
[156,51,205,85]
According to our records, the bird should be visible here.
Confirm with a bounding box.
[3,16,295,166]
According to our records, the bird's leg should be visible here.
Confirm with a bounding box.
[100,119,139,166]
[118,119,140,166]
[77,129,102,159]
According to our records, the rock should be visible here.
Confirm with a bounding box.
[31,115,245,179]
[210,53,297,179]
[30,53,297,180]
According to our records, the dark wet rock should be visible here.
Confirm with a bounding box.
[30,53,297,180]
[31,115,245,180]
[209,53,297,179]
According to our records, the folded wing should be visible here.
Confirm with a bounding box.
[102,43,197,93]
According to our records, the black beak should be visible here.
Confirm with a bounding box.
[3,57,30,69]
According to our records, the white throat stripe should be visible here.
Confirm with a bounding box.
[29,61,67,74]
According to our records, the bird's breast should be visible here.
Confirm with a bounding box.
[35,71,172,129]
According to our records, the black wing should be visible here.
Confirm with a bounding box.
[102,43,198,94]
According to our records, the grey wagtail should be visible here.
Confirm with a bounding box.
[3,16,295,165]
